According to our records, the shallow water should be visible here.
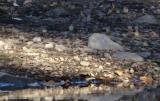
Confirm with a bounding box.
[0,87,160,101]
[0,72,160,101]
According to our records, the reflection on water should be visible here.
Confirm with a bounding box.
[0,72,159,101]
[0,86,159,101]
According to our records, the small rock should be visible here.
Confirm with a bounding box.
[45,66,53,71]
[55,44,66,52]
[69,25,74,31]
[46,7,69,17]
[98,65,103,70]
[115,70,124,76]
[42,29,47,33]
[113,52,144,62]
[23,0,33,5]
[104,53,112,59]
[33,37,42,42]
[19,36,25,41]
[140,76,153,84]
[88,33,123,51]
[106,62,111,66]
[155,9,160,14]
[59,57,65,61]
[84,56,92,61]
[27,41,33,45]
[129,68,134,74]
[43,97,53,101]
[80,61,90,66]
[138,52,151,58]
[73,56,81,61]
[45,42,54,49]
[123,7,129,13]
[0,40,5,49]
[134,14,158,24]
[4,44,12,50]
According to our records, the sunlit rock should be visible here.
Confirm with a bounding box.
[88,33,124,51]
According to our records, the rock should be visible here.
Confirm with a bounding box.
[27,41,33,45]
[69,25,74,31]
[123,7,129,13]
[88,33,123,51]
[134,14,158,24]
[55,44,66,52]
[73,56,81,61]
[59,57,65,61]
[80,61,90,66]
[23,0,33,5]
[45,42,54,49]
[0,40,5,49]
[104,53,112,59]
[46,7,69,17]
[113,52,144,62]
[138,52,151,58]
[45,67,53,71]
[115,70,124,76]
[33,37,42,42]
[155,9,160,14]
[140,76,153,84]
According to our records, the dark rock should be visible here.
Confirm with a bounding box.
[113,52,144,62]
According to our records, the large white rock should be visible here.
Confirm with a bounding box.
[113,52,144,62]
[134,14,158,24]
[88,33,123,51]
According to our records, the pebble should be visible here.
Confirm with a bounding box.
[69,25,74,31]
[45,66,53,71]
[104,53,112,59]
[0,40,5,49]
[23,0,33,5]
[55,44,66,52]
[27,41,33,45]
[134,14,158,24]
[33,37,42,42]
[123,7,129,13]
[73,56,81,61]
[59,57,65,61]
[129,68,134,74]
[80,61,90,66]
[115,70,124,76]
[42,29,47,33]
[98,65,103,69]
[45,42,54,49]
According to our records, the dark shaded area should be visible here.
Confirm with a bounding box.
[0,0,160,63]
[0,0,160,32]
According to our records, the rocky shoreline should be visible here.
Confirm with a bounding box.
[0,27,159,89]
[0,0,159,99]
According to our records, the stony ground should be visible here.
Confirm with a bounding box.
[0,26,159,89]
